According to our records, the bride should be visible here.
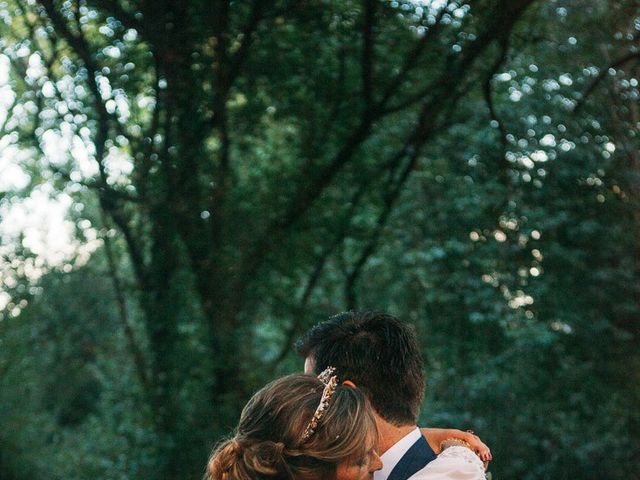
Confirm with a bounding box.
[205,369,485,480]
[206,371,381,480]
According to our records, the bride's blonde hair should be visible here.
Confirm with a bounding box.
[205,373,377,480]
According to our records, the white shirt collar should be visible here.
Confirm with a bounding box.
[374,427,422,480]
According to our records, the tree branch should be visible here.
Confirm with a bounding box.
[376,0,450,108]
[99,209,151,398]
[0,95,18,139]
[232,0,538,302]
[48,164,140,202]
[383,0,536,115]
[573,51,640,113]
[345,104,440,307]
[36,0,110,183]
[361,0,376,108]
[266,182,371,370]
[227,0,272,88]
[305,44,349,160]
[482,39,511,189]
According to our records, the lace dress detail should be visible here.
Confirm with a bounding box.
[412,446,486,480]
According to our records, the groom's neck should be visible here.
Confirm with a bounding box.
[374,414,416,454]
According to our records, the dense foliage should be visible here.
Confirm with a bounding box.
[0,0,638,478]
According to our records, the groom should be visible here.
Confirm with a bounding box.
[296,311,489,479]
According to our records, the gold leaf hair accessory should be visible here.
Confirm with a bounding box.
[301,366,338,442]
[317,366,336,385]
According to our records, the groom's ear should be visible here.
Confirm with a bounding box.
[342,380,357,388]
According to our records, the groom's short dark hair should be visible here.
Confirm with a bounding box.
[295,311,425,426]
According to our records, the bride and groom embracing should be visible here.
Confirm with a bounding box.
[206,311,491,480]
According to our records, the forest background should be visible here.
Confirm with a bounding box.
[0,0,638,479]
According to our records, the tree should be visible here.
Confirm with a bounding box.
[1,0,638,478]
[1,1,542,476]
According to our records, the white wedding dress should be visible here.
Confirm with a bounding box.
[414,446,486,480]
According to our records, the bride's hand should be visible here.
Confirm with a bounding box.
[420,428,492,463]
[462,430,492,464]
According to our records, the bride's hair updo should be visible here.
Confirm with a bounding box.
[205,373,377,480]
